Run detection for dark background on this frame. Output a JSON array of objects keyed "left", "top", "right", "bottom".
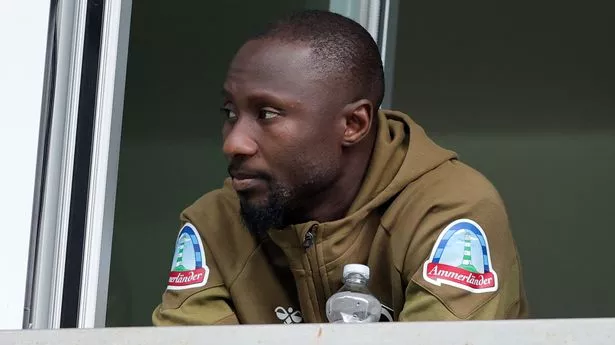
[{"left": 107, "top": 0, "right": 615, "bottom": 326}]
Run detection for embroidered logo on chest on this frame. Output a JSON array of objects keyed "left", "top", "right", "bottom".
[{"left": 275, "top": 306, "right": 303, "bottom": 324}]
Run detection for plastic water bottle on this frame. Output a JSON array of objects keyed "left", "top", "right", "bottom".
[{"left": 325, "top": 264, "right": 381, "bottom": 323}]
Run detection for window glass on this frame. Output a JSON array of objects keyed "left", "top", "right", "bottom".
[{"left": 389, "top": 1, "right": 615, "bottom": 318}]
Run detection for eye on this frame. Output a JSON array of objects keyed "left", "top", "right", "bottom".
[
  {"left": 220, "top": 107, "right": 237, "bottom": 121},
  {"left": 259, "top": 108, "right": 281, "bottom": 120}
]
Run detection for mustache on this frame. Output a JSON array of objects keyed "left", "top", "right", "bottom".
[{"left": 227, "top": 162, "right": 270, "bottom": 180}]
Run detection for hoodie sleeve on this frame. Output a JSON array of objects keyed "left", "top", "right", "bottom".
[
  {"left": 152, "top": 221, "right": 239, "bottom": 326},
  {"left": 397, "top": 166, "right": 528, "bottom": 321}
]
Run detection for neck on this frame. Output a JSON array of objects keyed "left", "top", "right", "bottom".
[{"left": 286, "top": 131, "right": 376, "bottom": 224}]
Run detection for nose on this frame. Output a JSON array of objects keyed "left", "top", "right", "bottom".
[{"left": 222, "top": 121, "right": 258, "bottom": 159}]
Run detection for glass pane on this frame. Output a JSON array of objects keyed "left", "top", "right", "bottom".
[
  {"left": 389, "top": 1, "right": 615, "bottom": 318},
  {"left": 106, "top": 0, "right": 332, "bottom": 327}
]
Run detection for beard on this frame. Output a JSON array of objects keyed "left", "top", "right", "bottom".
[
  {"left": 233, "top": 156, "right": 340, "bottom": 237},
  {"left": 238, "top": 181, "right": 293, "bottom": 238}
]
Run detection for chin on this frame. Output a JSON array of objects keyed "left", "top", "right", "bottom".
[{"left": 238, "top": 192, "right": 270, "bottom": 208}]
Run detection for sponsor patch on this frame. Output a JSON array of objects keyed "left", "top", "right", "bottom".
[
  {"left": 167, "top": 223, "right": 209, "bottom": 290},
  {"left": 422, "top": 219, "right": 498, "bottom": 293}
]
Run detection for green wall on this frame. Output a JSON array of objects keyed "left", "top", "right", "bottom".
[
  {"left": 107, "top": 0, "right": 615, "bottom": 326},
  {"left": 391, "top": 1, "right": 615, "bottom": 318}
]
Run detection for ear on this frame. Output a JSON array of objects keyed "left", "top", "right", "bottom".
[{"left": 341, "top": 99, "right": 374, "bottom": 147}]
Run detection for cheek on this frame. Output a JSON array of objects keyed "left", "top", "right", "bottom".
[
  {"left": 286, "top": 133, "right": 342, "bottom": 180},
  {"left": 289, "top": 124, "right": 340, "bottom": 155},
  {"left": 266, "top": 119, "right": 343, "bottom": 182}
]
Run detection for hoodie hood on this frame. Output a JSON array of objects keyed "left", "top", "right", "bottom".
[
  {"left": 267, "top": 109, "right": 457, "bottom": 248},
  {"left": 347, "top": 109, "right": 457, "bottom": 216}
]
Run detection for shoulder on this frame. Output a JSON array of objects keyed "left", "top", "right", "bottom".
[
  {"left": 178, "top": 179, "right": 258, "bottom": 284},
  {"left": 157, "top": 179, "right": 257, "bottom": 316},
  {"left": 384, "top": 159, "right": 523, "bottom": 319},
  {"left": 384, "top": 159, "right": 507, "bottom": 236},
  {"left": 418, "top": 159, "right": 502, "bottom": 201},
  {"left": 182, "top": 179, "right": 241, "bottom": 227}
]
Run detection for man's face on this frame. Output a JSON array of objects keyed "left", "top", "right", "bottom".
[{"left": 221, "top": 39, "right": 345, "bottom": 234}]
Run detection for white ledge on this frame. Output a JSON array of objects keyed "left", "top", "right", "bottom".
[{"left": 2, "top": 318, "right": 615, "bottom": 345}]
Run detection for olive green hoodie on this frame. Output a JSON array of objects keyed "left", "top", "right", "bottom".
[{"left": 153, "top": 110, "right": 527, "bottom": 325}]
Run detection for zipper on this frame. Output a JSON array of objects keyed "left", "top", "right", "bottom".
[{"left": 302, "top": 224, "right": 327, "bottom": 322}]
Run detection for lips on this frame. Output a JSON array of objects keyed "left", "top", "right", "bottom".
[
  {"left": 228, "top": 168, "right": 267, "bottom": 192},
  {"left": 231, "top": 177, "right": 262, "bottom": 192}
]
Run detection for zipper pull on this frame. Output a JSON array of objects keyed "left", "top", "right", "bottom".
[{"left": 302, "top": 225, "right": 317, "bottom": 249}]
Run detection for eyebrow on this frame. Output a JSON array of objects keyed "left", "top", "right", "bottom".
[{"left": 222, "top": 85, "right": 304, "bottom": 110}]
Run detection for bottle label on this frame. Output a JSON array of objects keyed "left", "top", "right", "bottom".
[{"left": 379, "top": 304, "right": 394, "bottom": 322}]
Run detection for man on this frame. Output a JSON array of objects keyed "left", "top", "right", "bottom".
[{"left": 153, "top": 10, "right": 527, "bottom": 325}]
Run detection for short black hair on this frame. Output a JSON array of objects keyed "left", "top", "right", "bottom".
[{"left": 253, "top": 10, "right": 385, "bottom": 110}]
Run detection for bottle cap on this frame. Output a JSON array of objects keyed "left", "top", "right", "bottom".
[{"left": 343, "top": 264, "right": 370, "bottom": 280}]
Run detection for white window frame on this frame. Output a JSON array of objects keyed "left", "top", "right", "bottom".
[
  {"left": 77, "top": 0, "right": 132, "bottom": 328},
  {"left": 33, "top": 0, "right": 390, "bottom": 328},
  {"left": 28, "top": 0, "right": 88, "bottom": 329},
  {"left": 0, "top": 0, "right": 52, "bottom": 331},
  {"left": 26, "top": 0, "right": 132, "bottom": 329}
]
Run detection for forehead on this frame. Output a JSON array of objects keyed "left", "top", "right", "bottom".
[{"left": 224, "top": 39, "right": 326, "bottom": 100}]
